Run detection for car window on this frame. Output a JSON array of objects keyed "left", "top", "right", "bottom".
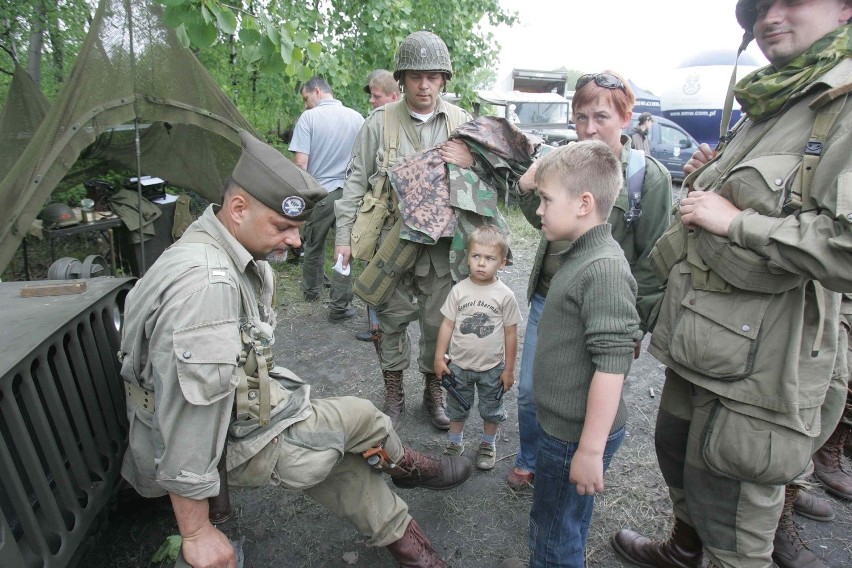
[{"left": 660, "top": 124, "right": 690, "bottom": 148}]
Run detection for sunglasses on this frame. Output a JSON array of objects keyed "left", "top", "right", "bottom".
[{"left": 575, "top": 73, "right": 626, "bottom": 92}]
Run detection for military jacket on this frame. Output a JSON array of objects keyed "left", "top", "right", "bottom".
[
  {"left": 519, "top": 135, "right": 672, "bottom": 331},
  {"left": 119, "top": 205, "right": 312, "bottom": 499},
  {"left": 649, "top": 59, "right": 852, "bottom": 436},
  {"left": 336, "top": 98, "right": 472, "bottom": 276}
]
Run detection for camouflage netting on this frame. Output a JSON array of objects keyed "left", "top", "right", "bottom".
[
  {"left": 0, "top": 65, "right": 50, "bottom": 184},
  {"left": 0, "top": 0, "right": 258, "bottom": 273}
]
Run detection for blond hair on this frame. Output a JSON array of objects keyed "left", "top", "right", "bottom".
[
  {"left": 535, "top": 140, "right": 622, "bottom": 220},
  {"left": 468, "top": 224, "right": 509, "bottom": 258}
]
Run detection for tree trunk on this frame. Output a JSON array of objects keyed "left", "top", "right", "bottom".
[
  {"left": 26, "top": 0, "right": 46, "bottom": 85},
  {"left": 45, "top": 0, "right": 64, "bottom": 84}
]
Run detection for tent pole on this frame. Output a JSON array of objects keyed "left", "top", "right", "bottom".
[{"left": 127, "top": 0, "right": 145, "bottom": 275}]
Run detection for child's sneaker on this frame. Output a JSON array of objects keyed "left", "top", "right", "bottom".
[
  {"left": 476, "top": 442, "right": 496, "bottom": 470},
  {"left": 444, "top": 442, "right": 465, "bottom": 456}
]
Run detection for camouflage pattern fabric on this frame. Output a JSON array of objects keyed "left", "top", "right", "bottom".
[
  {"left": 734, "top": 24, "right": 850, "bottom": 121},
  {"left": 389, "top": 116, "right": 538, "bottom": 281}
]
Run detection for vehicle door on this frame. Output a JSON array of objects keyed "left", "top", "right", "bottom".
[{"left": 652, "top": 122, "right": 697, "bottom": 180}]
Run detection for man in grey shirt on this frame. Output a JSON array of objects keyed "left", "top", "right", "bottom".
[{"left": 290, "top": 76, "right": 364, "bottom": 321}]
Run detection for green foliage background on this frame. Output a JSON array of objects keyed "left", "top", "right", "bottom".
[{"left": 0, "top": 0, "right": 517, "bottom": 142}]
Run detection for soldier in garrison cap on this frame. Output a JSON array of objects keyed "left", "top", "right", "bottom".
[
  {"left": 118, "top": 130, "right": 472, "bottom": 568},
  {"left": 336, "top": 31, "right": 480, "bottom": 432},
  {"left": 610, "top": 2, "right": 852, "bottom": 568}
]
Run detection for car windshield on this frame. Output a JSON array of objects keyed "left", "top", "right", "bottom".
[{"left": 513, "top": 102, "right": 569, "bottom": 125}]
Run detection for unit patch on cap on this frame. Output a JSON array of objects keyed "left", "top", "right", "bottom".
[{"left": 282, "top": 196, "right": 306, "bottom": 217}]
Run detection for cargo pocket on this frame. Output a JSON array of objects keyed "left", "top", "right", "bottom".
[
  {"left": 668, "top": 288, "right": 770, "bottom": 380},
  {"left": 724, "top": 153, "right": 800, "bottom": 217},
  {"left": 701, "top": 401, "right": 814, "bottom": 485},
  {"left": 174, "top": 320, "right": 240, "bottom": 405}
]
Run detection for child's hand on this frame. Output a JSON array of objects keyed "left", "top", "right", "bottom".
[
  {"left": 569, "top": 447, "right": 604, "bottom": 496},
  {"left": 434, "top": 359, "right": 451, "bottom": 378},
  {"left": 499, "top": 369, "right": 514, "bottom": 392}
]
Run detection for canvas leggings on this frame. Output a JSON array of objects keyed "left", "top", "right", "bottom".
[{"left": 229, "top": 396, "right": 410, "bottom": 547}]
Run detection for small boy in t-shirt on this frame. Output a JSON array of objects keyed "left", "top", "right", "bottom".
[
  {"left": 518, "top": 140, "right": 641, "bottom": 567},
  {"left": 434, "top": 225, "right": 521, "bottom": 471}
]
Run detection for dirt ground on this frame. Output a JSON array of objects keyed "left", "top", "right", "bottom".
[{"left": 77, "top": 211, "right": 852, "bottom": 568}]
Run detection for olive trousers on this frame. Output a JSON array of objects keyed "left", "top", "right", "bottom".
[{"left": 230, "top": 396, "right": 410, "bottom": 546}]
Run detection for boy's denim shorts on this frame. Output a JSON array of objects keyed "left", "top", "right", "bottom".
[{"left": 445, "top": 362, "right": 507, "bottom": 423}]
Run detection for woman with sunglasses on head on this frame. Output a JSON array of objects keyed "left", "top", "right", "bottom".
[{"left": 502, "top": 70, "right": 672, "bottom": 568}]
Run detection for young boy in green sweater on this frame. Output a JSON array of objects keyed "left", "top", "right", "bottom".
[{"left": 506, "top": 140, "right": 641, "bottom": 568}]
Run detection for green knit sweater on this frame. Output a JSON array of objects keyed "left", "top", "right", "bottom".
[{"left": 533, "top": 223, "right": 641, "bottom": 443}]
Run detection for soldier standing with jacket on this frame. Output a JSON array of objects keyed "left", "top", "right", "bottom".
[
  {"left": 335, "top": 31, "right": 476, "bottom": 430},
  {"left": 612, "top": 2, "right": 852, "bottom": 568},
  {"left": 119, "top": 131, "right": 471, "bottom": 568}
]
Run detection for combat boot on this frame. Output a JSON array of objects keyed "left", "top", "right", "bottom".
[
  {"left": 423, "top": 373, "right": 450, "bottom": 430},
  {"left": 386, "top": 519, "right": 447, "bottom": 567},
  {"left": 812, "top": 422, "right": 852, "bottom": 500},
  {"left": 793, "top": 488, "right": 835, "bottom": 521},
  {"left": 390, "top": 446, "right": 471, "bottom": 490},
  {"left": 611, "top": 517, "right": 703, "bottom": 568},
  {"left": 772, "top": 485, "right": 826, "bottom": 568},
  {"left": 382, "top": 370, "right": 405, "bottom": 429}
]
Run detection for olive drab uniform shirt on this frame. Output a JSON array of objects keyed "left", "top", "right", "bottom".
[
  {"left": 119, "top": 205, "right": 312, "bottom": 499},
  {"left": 335, "top": 98, "right": 472, "bottom": 276},
  {"left": 649, "top": 59, "right": 852, "bottom": 438}
]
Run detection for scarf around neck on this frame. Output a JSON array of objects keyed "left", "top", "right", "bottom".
[{"left": 734, "top": 24, "right": 851, "bottom": 121}]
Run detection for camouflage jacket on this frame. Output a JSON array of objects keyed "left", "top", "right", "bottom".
[{"left": 389, "top": 116, "right": 539, "bottom": 280}]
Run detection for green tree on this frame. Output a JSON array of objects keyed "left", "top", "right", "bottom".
[
  {"left": 158, "top": 0, "right": 517, "bottom": 133},
  {"left": 0, "top": 0, "right": 93, "bottom": 100}
]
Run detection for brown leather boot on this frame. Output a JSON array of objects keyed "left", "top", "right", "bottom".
[
  {"left": 812, "top": 422, "right": 852, "bottom": 500},
  {"left": 793, "top": 488, "right": 835, "bottom": 521},
  {"left": 382, "top": 370, "right": 405, "bottom": 429},
  {"left": 611, "top": 517, "right": 703, "bottom": 568},
  {"left": 386, "top": 519, "right": 446, "bottom": 567},
  {"left": 390, "top": 446, "right": 471, "bottom": 490},
  {"left": 423, "top": 373, "right": 450, "bottom": 430},
  {"left": 772, "top": 485, "right": 827, "bottom": 568}
]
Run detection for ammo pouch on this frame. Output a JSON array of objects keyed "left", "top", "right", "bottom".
[
  {"left": 350, "top": 187, "right": 393, "bottom": 261},
  {"left": 700, "top": 400, "right": 814, "bottom": 485},
  {"left": 353, "top": 218, "right": 419, "bottom": 306}
]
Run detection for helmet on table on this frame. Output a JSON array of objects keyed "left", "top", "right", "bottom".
[{"left": 39, "top": 203, "right": 78, "bottom": 229}]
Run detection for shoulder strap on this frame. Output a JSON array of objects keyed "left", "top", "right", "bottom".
[
  {"left": 784, "top": 87, "right": 848, "bottom": 214},
  {"left": 624, "top": 148, "right": 646, "bottom": 225},
  {"left": 443, "top": 103, "right": 466, "bottom": 136}
]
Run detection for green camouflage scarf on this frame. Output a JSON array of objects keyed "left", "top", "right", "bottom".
[{"left": 734, "top": 24, "right": 851, "bottom": 121}]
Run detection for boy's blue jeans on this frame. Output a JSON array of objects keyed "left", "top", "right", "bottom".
[
  {"left": 515, "top": 292, "right": 545, "bottom": 472},
  {"left": 528, "top": 424, "right": 625, "bottom": 568}
]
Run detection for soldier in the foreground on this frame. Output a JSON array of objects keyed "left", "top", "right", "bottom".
[
  {"left": 612, "top": 1, "right": 852, "bottom": 567},
  {"left": 118, "top": 131, "right": 471, "bottom": 568}
]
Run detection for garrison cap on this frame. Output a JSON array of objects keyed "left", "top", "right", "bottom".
[{"left": 232, "top": 130, "right": 325, "bottom": 221}]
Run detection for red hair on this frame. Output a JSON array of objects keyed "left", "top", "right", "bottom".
[{"left": 571, "top": 70, "right": 636, "bottom": 120}]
